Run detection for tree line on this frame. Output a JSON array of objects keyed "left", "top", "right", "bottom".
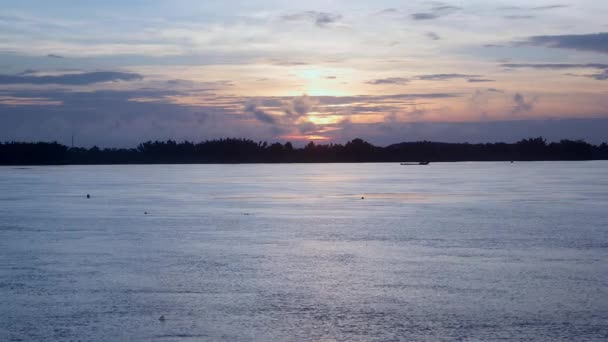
[{"left": 1, "top": 137, "right": 607, "bottom": 165}]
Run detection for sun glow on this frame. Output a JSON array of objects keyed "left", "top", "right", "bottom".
[{"left": 306, "top": 114, "right": 343, "bottom": 125}]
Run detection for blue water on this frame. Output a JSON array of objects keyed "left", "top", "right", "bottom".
[{"left": 1, "top": 162, "right": 607, "bottom": 341}]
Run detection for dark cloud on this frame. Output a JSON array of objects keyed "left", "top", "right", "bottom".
[
  {"left": 416, "top": 74, "right": 480, "bottom": 81},
  {"left": 518, "top": 33, "right": 608, "bottom": 54},
  {"left": 284, "top": 95, "right": 315, "bottom": 119},
  {"left": 584, "top": 70, "right": 608, "bottom": 80},
  {"left": 0, "top": 71, "right": 143, "bottom": 85},
  {"left": 412, "top": 13, "right": 440, "bottom": 20},
  {"left": 0, "top": 89, "right": 464, "bottom": 147},
  {"left": 468, "top": 78, "right": 495, "bottom": 83},
  {"left": 501, "top": 63, "right": 608, "bottom": 69},
  {"left": 4, "top": 87, "right": 607, "bottom": 146},
  {"left": 512, "top": 93, "right": 536, "bottom": 114},
  {"left": 411, "top": 4, "right": 460, "bottom": 20},
  {"left": 297, "top": 121, "right": 318, "bottom": 134},
  {"left": 245, "top": 103, "right": 277, "bottom": 124},
  {"left": 281, "top": 11, "right": 342, "bottom": 28},
  {"left": 0, "top": 89, "right": 242, "bottom": 147},
  {"left": 17, "top": 69, "right": 38, "bottom": 75},
  {"left": 426, "top": 32, "right": 441, "bottom": 40},
  {"left": 366, "top": 77, "right": 410, "bottom": 85}
]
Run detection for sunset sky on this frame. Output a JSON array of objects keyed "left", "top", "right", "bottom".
[{"left": 1, "top": 0, "right": 607, "bottom": 146}]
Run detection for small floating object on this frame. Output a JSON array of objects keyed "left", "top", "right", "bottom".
[
  {"left": 400, "top": 161, "right": 430, "bottom": 166},
  {"left": 361, "top": 196, "right": 365, "bottom": 200},
  {"left": 159, "top": 315, "right": 166, "bottom": 321},
  {"left": 86, "top": 194, "right": 90, "bottom": 199},
  {"left": 144, "top": 212, "right": 148, "bottom": 215}
]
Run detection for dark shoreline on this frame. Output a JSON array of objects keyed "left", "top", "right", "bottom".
[{"left": 2, "top": 137, "right": 607, "bottom": 165}]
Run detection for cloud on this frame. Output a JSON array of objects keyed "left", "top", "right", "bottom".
[
  {"left": 501, "top": 63, "right": 608, "bottom": 69},
  {"left": 47, "top": 54, "right": 64, "bottom": 59},
  {"left": 416, "top": 74, "right": 480, "bottom": 81},
  {"left": 584, "top": 70, "right": 608, "bottom": 80},
  {"left": 483, "top": 44, "right": 505, "bottom": 48},
  {"left": 531, "top": 5, "right": 569, "bottom": 10},
  {"left": 468, "top": 78, "right": 495, "bottom": 83},
  {"left": 0, "top": 89, "right": 463, "bottom": 147},
  {"left": 245, "top": 102, "right": 277, "bottom": 124},
  {"left": 426, "top": 32, "right": 441, "bottom": 41},
  {"left": 0, "top": 71, "right": 143, "bottom": 85},
  {"left": 0, "top": 89, "right": 237, "bottom": 147},
  {"left": 297, "top": 121, "right": 318, "bottom": 134},
  {"left": 504, "top": 15, "right": 535, "bottom": 20},
  {"left": 412, "top": 13, "right": 440, "bottom": 20},
  {"left": 518, "top": 33, "right": 608, "bottom": 54},
  {"left": 0, "top": 95, "right": 63, "bottom": 106},
  {"left": 281, "top": 11, "right": 342, "bottom": 28},
  {"left": 411, "top": 4, "right": 460, "bottom": 20},
  {"left": 377, "top": 8, "right": 399, "bottom": 15},
  {"left": 366, "top": 77, "right": 409, "bottom": 85},
  {"left": 512, "top": 93, "right": 536, "bottom": 114},
  {"left": 501, "top": 4, "right": 568, "bottom": 11},
  {"left": 284, "top": 95, "right": 315, "bottom": 118}
]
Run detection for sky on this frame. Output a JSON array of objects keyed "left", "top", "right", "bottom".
[{"left": 1, "top": 0, "right": 607, "bottom": 146}]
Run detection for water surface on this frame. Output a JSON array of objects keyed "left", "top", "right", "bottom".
[{"left": 1, "top": 162, "right": 607, "bottom": 341}]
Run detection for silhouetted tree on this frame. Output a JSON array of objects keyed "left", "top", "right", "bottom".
[{"left": 1, "top": 137, "right": 607, "bottom": 165}]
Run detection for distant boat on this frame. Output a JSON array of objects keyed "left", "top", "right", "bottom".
[{"left": 401, "top": 161, "right": 430, "bottom": 165}]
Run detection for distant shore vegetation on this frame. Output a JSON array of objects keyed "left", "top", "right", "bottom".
[{"left": 1, "top": 137, "right": 607, "bottom": 165}]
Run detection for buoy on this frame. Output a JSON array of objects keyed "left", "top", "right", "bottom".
[
  {"left": 86, "top": 194, "right": 90, "bottom": 199},
  {"left": 144, "top": 212, "right": 148, "bottom": 215},
  {"left": 159, "top": 315, "right": 166, "bottom": 321},
  {"left": 361, "top": 196, "right": 365, "bottom": 200}
]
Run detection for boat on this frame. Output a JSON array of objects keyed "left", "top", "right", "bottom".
[{"left": 401, "top": 161, "right": 430, "bottom": 165}]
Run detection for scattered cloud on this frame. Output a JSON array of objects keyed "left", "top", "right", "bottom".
[
  {"left": 245, "top": 102, "right": 277, "bottom": 124},
  {"left": 284, "top": 95, "right": 315, "bottom": 118},
  {"left": 517, "top": 33, "right": 608, "bottom": 54},
  {"left": 0, "top": 71, "right": 143, "bottom": 85},
  {"left": 281, "top": 11, "right": 343, "bottom": 28},
  {"left": 411, "top": 4, "right": 460, "bottom": 20},
  {"left": 501, "top": 63, "right": 608, "bottom": 69},
  {"left": 532, "top": 5, "right": 569, "bottom": 10},
  {"left": 584, "top": 70, "right": 608, "bottom": 80},
  {"left": 499, "top": 4, "right": 568, "bottom": 11},
  {"left": 468, "top": 78, "right": 495, "bottom": 83},
  {"left": 377, "top": 8, "right": 399, "bottom": 15},
  {"left": 512, "top": 93, "right": 536, "bottom": 114},
  {"left": 416, "top": 74, "right": 480, "bottom": 81},
  {"left": 426, "top": 32, "right": 441, "bottom": 41},
  {"left": 412, "top": 13, "right": 440, "bottom": 20},
  {"left": 366, "top": 77, "right": 409, "bottom": 85},
  {"left": 504, "top": 15, "right": 535, "bottom": 20}
]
